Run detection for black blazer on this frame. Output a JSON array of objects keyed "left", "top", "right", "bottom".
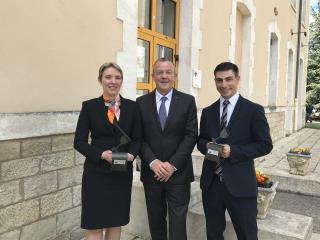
[
  {"left": 74, "top": 95, "right": 142, "bottom": 173},
  {"left": 137, "top": 89, "right": 198, "bottom": 184},
  {"left": 197, "top": 95, "right": 273, "bottom": 197}
]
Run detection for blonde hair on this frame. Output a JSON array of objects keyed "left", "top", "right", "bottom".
[{"left": 98, "top": 62, "right": 123, "bottom": 81}]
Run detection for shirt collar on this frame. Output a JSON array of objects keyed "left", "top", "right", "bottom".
[
  {"left": 156, "top": 89, "right": 173, "bottom": 102},
  {"left": 219, "top": 92, "right": 239, "bottom": 107}
]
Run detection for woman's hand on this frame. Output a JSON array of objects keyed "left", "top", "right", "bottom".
[
  {"left": 127, "top": 153, "right": 134, "bottom": 162},
  {"left": 101, "top": 150, "right": 112, "bottom": 164}
]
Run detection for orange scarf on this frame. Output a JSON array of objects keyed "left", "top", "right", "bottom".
[{"left": 103, "top": 94, "right": 121, "bottom": 124}]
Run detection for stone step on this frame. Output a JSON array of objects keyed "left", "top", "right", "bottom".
[
  {"left": 272, "top": 191, "right": 320, "bottom": 233},
  {"left": 310, "top": 233, "right": 320, "bottom": 240},
  {"left": 188, "top": 201, "right": 313, "bottom": 240}
]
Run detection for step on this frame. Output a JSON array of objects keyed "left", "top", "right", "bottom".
[
  {"left": 310, "top": 233, "right": 320, "bottom": 240},
  {"left": 123, "top": 170, "right": 201, "bottom": 239},
  {"left": 272, "top": 191, "right": 320, "bottom": 233},
  {"left": 187, "top": 201, "right": 313, "bottom": 240}
]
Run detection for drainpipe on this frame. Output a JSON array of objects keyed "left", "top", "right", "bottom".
[{"left": 294, "top": 0, "right": 303, "bottom": 98}]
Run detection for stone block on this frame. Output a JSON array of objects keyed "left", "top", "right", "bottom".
[
  {"left": 20, "top": 217, "right": 56, "bottom": 240},
  {"left": 0, "top": 140, "right": 20, "bottom": 162},
  {"left": 0, "top": 199, "right": 39, "bottom": 234},
  {"left": 0, "top": 229, "right": 20, "bottom": 240},
  {"left": 40, "top": 188, "right": 73, "bottom": 217},
  {"left": 23, "top": 172, "right": 58, "bottom": 199},
  {"left": 58, "top": 165, "right": 83, "bottom": 189},
  {"left": 1, "top": 157, "right": 39, "bottom": 181},
  {"left": 22, "top": 137, "right": 51, "bottom": 157},
  {"left": 72, "top": 185, "right": 81, "bottom": 206},
  {"left": 40, "top": 150, "right": 74, "bottom": 172},
  {"left": 187, "top": 202, "right": 313, "bottom": 240},
  {"left": 57, "top": 206, "right": 81, "bottom": 234},
  {"left": 0, "top": 180, "right": 22, "bottom": 207},
  {"left": 75, "top": 151, "right": 85, "bottom": 165},
  {"left": 54, "top": 232, "right": 71, "bottom": 240},
  {"left": 70, "top": 227, "right": 85, "bottom": 240},
  {"left": 52, "top": 134, "right": 74, "bottom": 152}
]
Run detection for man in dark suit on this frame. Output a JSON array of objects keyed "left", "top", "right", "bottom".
[
  {"left": 137, "top": 58, "right": 198, "bottom": 240},
  {"left": 197, "top": 62, "right": 273, "bottom": 240}
]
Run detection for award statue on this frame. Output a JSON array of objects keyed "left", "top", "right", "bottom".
[
  {"left": 205, "top": 127, "right": 229, "bottom": 163},
  {"left": 105, "top": 100, "right": 131, "bottom": 172}
]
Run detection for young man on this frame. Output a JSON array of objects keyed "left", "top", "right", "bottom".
[
  {"left": 197, "top": 62, "right": 273, "bottom": 240},
  {"left": 137, "top": 58, "right": 198, "bottom": 240}
]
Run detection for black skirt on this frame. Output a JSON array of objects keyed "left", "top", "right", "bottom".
[{"left": 81, "top": 167, "right": 133, "bottom": 229}]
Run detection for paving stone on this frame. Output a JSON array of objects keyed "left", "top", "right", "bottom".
[
  {"left": 0, "top": 140, "right": 20, "bottom": 162},
  {"left": 70, "top": 227, "right": 85, "bottom": 240},
  {"left": 23, "top": 171, "right": 58, "bottom": 199},
  {"left": 20, "top": 217, "right": 56, "bottom": 240},
  {"left": 22, "top": 137, "right": 51, "bottom": 157}
]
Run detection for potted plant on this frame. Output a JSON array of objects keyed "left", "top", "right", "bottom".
[
  {"left": 286, "top": 147, "right": 311, "bottom": 176},
  {"left": 256, "top": 170, "right": 279, "bottom": 219}
]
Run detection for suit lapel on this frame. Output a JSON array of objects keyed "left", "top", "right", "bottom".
[
  {"left": 164, "top": 89, "right": 179, "bottom": 131},
  {"left": 211, "top": 100, "right": 221, "bottom": 139},
  {"left": 149, "top": 91, "right": 163, "bottom": 132},
  {"left": 227, "top": 95, "right": 243, "bottom": 131}
]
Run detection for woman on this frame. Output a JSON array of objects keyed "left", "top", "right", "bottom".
[{"left": 74, "top": 62, "right": 142, "bottom": 240}]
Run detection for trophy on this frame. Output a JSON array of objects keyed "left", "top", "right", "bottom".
[
  {"left": 111, "top": 124, "right": 131, "bottom": 171},
  {"left": 205, "top": 127, "right": 229, "bottom": 163},
  {"left": 105, "top": 100, "right": 132, "bottom": 171}
]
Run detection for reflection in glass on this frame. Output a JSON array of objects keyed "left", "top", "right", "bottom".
[
  {"left": 138, "top": 0, "right": 151, "bottom": 29},
  {"left": 156, "top": 45, "right": 173, "bottom": 61},
  {"left": 156, "top": 0, "right": 176, "bottom": 38},
  {"left": 137, "top": 39, "right": 150, "bottom": 83},
  {"left": 136, "top": 89, "right": 149, "bottom": 98}
]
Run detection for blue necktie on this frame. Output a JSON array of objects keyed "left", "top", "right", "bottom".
[{"left": 159, "top": 96, "right": 168, "bottom": 130}]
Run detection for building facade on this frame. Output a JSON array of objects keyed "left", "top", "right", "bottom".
[{"left": 0, "top": 0, "right": 310, "bottom": 239}]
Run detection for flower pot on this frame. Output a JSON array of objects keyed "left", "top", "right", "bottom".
[
  {"left": 257, "top": 181, "right": 279, "bottom": 219},
  {"left": 286, "top": 153, "right": 311, "bottom": 176}
]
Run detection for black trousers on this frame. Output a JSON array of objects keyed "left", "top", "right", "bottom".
[
  {"left": 202, "top": 177, "right": 258, "bottom": 240},
  {"left": 143, "top": 182, "right": 190, "bottom": 240}
]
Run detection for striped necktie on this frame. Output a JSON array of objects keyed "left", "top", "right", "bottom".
[
  {"left": 220, "top": 100, "right": 230, "bottom": 129},
  {"left": 215, "top": 99, "right": 230, "bottom": 181}
]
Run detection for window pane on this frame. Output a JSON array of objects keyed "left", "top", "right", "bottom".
[
  {"left": 138, "top": 0, "right": 151, "bottom": 29},
  {"left": 156, "top": 44, "right": 173, "bottom": 61},
  {"left": 156, "top": 0, "right": 176, "bottom": 38},
  {"left": 137, "top": 39, "right": 150, "bottom": 83},
  {"left": 136, "top": 89, "right": 149, "bottom": 98}
]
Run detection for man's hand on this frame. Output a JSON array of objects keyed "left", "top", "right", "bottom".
[
  {"left": 151, "top": 159, "right": 172, "bottom": 182},
  {"left": 158, "top": 162, "right": 175, "bottom": 182},
  {"left": 221, "top": 144, "right": 230, "bottom": 158},
  {"left": 101, "top": 150, "right": 112, "bottom": 164}
]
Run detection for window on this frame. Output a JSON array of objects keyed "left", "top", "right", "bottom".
[{"left": 137, "top": 0, "right": 179, "bottom": 96}]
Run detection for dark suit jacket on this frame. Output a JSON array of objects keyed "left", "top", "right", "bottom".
[
  {"left": 137, "top": 89, "right": 198, "bottom": 185},
  {"left": 197, "top": 95, "right": 273, "bottom": 197},
  {"left": 74, "top": 95, "right": 142, "bottom": 173}
]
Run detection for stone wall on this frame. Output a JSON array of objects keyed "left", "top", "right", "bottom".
[
  {"left": 0, "top": 134, "right": 84, "bottom": 240},
  {"left": 266, "top": 111, "right": 286, "bottom": 142}
]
